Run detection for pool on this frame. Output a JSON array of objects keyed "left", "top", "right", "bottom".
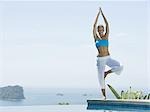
[{"left": 87, "top": 99, "right": 150, "bottom": 111}]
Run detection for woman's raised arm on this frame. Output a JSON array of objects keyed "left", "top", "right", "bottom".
[
  {"left": 93, "top": 10, "right": 100, "bottom": 41},
  {"left": 100, "top": 8, "right": 109, "bottom": 38}
]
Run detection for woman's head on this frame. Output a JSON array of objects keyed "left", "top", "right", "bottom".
[{"left": 97, "top": 25, "right": 104, "bottom": 34}]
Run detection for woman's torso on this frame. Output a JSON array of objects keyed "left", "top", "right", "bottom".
[{"left": 96, "top": 36, "right": 110, "bottom": 57}]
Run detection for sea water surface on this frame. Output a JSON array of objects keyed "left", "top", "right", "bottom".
[{"left": 0, "top": 88, "right": 107, "bottom": 106}]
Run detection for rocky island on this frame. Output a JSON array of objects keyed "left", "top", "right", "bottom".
[{"left": 0, "top": 85, "right": 25, "bottom": 100}]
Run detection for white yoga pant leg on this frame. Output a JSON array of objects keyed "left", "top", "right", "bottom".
[
  {"left": 97, "top": 57, "right": 107, "bottom": 89},
  {"left": 106, "top": 57, "right": 123, "bottom": 75}
]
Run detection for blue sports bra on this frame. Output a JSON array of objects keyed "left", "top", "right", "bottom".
[{"left": 95, "top": 39, "right": 109, "bottom": 48}]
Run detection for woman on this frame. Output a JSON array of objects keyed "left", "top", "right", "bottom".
[{"left": 93, "top": 8, "right": 123, "bottom": 99}]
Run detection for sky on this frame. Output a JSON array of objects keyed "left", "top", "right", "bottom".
[{"left": 0, "top": 0, "right": 149, "bottom": 89}]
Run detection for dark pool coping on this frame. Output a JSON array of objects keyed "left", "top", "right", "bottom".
[{"left": 87, "top": 99, "right": 150, "bottom": 111}]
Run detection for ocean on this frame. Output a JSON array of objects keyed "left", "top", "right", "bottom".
[{"left": 0, "top": 88, "right": 109, "bottom": 106}]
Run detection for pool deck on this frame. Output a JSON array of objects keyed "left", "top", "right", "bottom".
[{"left": 87, "top": 99, "right": 150, "bottom": 111}]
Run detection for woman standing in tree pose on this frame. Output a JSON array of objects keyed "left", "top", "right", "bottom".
[{"left": 93, "top": 8, "right": 123, "bottom": 99}]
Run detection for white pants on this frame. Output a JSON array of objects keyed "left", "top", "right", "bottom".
[{"left": 97, "top": 55, "right": 123, "bottom": 89}]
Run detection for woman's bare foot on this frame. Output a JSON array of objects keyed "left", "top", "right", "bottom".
[
  {"left": 104, "top": 70, "right": 112, "bottom": 79},
  {"left": 104, "top": 72, "right": 108, "bottom": 78}
]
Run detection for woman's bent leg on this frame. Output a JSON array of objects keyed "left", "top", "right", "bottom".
[{"left": 106, "top": 57, "right": 123, "bottom": 75}]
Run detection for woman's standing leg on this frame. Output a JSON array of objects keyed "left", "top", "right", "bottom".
[{"left": 97, "top": 58, "right": 107, "bottom": 99}]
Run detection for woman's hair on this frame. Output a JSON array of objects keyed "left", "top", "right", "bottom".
[{"left": 97, "top": 25, "right": 104, "bottom": 29}]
